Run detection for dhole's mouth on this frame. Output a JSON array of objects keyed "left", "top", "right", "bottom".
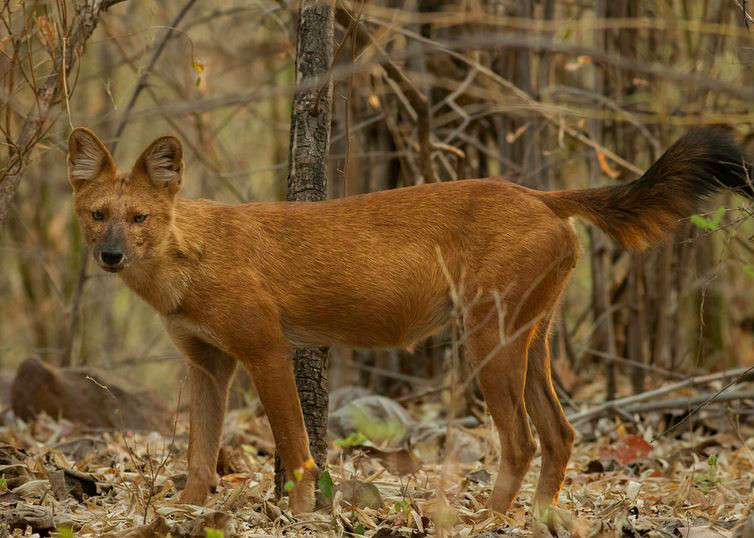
[{"left": 98, "top": 263, "right": 125, "bottom": 273}]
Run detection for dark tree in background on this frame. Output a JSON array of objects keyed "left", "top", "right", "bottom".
[{"left": 274, "top": 0, "right": 335, "bottom": 497}]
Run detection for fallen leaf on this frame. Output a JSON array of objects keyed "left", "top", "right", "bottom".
[
  {"left": 596, "top": 149, "right": 621, "bottom": 178},
  {"left": 600, "top": 435, "right": 653, "bottom": 464}
]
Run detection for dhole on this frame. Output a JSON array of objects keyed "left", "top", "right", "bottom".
[{"left": 68, "top": 127, "right": 750, "bottom": 517}]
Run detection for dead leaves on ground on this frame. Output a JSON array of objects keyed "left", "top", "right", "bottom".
[{"left": 0, "top": 402, "right": 753, "bottom": 537}]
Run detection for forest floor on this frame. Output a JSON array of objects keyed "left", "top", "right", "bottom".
[{"left": 1, "top": 389, "right": 753, "bottom": 538}]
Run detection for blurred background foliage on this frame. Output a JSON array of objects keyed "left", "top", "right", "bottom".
[{"left": 1, "top": 0, "right": 753, "bottom": 407}]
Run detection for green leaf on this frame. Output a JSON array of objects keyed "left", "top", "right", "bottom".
[
  {"left": 691, "top": 206, "right": 726, "bottom": 230},
  {"left": 56, "top": 528, "right": 75, "bottom": 538},
  {"left": 709, "top": 206, "right": 726, "bottom": 227},
  {"left": 334, "top": 431, "right": 368, "bottom": 448},
  {"left": 205, "top": 529, "right": 224, "bottom": 538},
  {"left": 319, "top": 470, "right": 334, "bottom": 501},
  {"left": 743, "top": 265, "right": 754, "bottom": 279},
  {"left": 690, "top": 214, "right": 714, "bottom": 230},
  {"left": 284, "top": 480, "right": 295, "bottom": 492},
  {"left": 694, "top": 476, "right": 711, "bottom": 493},
  {"left": 707, "top": 454, "right": 718, "bottom": 467},
  {"left": 354, "top": 522, "right": 365, "bottom": 535}
]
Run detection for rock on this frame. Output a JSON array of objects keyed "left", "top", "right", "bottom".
[
  {"left": 10, "top": 356, "right": 171, "bottom": 432},
  {"left": 328, "top": 395, "right": 413, "bottom": 448},
  {"left": 329, "top": 385, "right": 373, "bottom": 412},
  {"left": 409, "top": 423, "right": 485, "bottom": 464},
  {"left": 334, "top": 479, "right": 383, "bottom": 509}
]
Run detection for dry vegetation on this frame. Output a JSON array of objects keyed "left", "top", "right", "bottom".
[
  {"left": 2, "top": 0, "right": 754, "bottom": 536},
  {"left": 1, "top": 387, "right": 753, "bottom": 537}
]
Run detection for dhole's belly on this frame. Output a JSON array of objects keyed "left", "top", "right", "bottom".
[{"left": 280, "top": 295, "right": 452, "bottom": 351}]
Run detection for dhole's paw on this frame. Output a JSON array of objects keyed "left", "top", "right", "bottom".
[
  {"left": 534, "top": 504, "right": 573, "bottom": 534},
  {"left": 179, "top": 479, "right": 213, "bottom": 506},
  {"left": 287, "top": 477, "right": 316, "bottom": 515},
  {"left": 486, "top": 488, "right": 515, "bottom": 515},
  {"left": 179, "top": 490, "right": 208, "bottom": 506}
]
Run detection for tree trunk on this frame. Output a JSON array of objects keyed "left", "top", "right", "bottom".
[{"left": 274, "top": 0, "right": 334, "bottom": 499}]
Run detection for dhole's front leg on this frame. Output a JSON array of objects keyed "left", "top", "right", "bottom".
[
  {"left": 171, "top": 334, "right": 237, "bottom": 505},
  {"left": 239, "top": 345, "right": 316, "bottom": 514}
]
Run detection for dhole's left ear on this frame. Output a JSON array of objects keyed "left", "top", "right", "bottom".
[{"left": 133, "top": 136, "right": 183, "bottom": 195}]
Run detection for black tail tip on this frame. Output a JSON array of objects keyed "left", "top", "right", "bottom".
[{"left": 681, "top": 127, "right": 754, "bottom": 199}]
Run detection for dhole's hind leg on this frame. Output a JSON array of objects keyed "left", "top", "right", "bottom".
[
  {"left": 524, "top": 317, "right": 575, "bottom": 517},
  {"left": 465, "top": 307, "right": 537, "bottom": 513}
]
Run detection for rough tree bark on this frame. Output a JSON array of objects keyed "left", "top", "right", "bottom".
[
  {"left": 274, "top": 0, "right": 335, "bottom": 498},
  {"left": 0, "top": 0, "right": 127, "bottom": 234}
]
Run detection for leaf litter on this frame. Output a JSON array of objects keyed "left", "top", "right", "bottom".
[{"left": 0, "top": 395, "right": 753, "bottom": 537}]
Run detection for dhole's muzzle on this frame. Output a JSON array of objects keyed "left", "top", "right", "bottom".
[{"left": 95, "top": 223, "right": 127, "bottom": 272}]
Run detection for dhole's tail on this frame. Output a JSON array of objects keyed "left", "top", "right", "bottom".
[{"left": 538, "top": 127, "right": 752, "bottom": 250}]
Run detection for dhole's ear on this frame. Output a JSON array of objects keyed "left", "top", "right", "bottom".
[
  {"left": 133, "top": 136, "right": 183, "bottom": 194},
  {"left": 68, "top": 128, "right": 115, "bottom": 190}
]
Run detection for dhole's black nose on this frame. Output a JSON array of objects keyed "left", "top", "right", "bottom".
[{"left": 100, "top": 250, "right": 123, "bottom": 266}]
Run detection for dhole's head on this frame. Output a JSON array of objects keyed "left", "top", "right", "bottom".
[{"left": 68, "top": 128, "right": 183, "bottom": 273}]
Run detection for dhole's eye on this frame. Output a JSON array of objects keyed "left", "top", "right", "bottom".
[
  {"left": 132, "top": 214, "right": 147, "bottom": 224},
  {"left": 91, "top": 210, "right": 104, "bottom": 221}
]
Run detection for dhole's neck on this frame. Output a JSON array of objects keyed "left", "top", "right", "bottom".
[{"left": 119, "top": 219, "right": 201, "bottom": 315}]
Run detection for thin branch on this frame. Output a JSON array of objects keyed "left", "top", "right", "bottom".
[
  {"left": 337, "top": 9, "right": 438, "bottom": 182},
  {"left": 568, "top": 366, "right": 754, "bottom": 424},
  {"left": 652, "top": 365, "right": 754, "bottom": 440},
  {"left": 590, "top": 390, "right": 754, "bottom": 418},
  {"left": 0, "top": 0, "right": 128, "bottom": 233},
  {"left": 60, "top": 249, "right": 89, "bottom": 367},
  {"left": 109, "top": 0, "right": 197, "bottom": 154},
  {"left": 732, "top": 0, "right": 754, "bottom": 28}
]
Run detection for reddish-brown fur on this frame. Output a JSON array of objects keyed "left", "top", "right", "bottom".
[{"left": 67, "top": 127, "right": 749, "bottom": 518}]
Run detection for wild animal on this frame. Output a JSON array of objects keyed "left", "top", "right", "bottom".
[{"left": 67, "top": 127, "right": 750, "bottom": 517}]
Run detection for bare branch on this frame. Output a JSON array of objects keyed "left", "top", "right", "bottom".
[
  {"left": 0, "top": 0, "right": 128, "bottom": 233},
  {"left": 110, "top": 0, "right": 198, "bottom": 154}
]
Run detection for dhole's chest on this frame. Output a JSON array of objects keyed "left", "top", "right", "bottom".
[{"left": 163, "top": 313, "right": 226, "bottom": 352}]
